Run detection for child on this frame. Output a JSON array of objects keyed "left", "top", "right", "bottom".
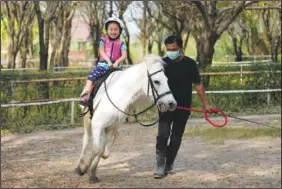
[{"left": 79, "top": 16, "right": 128, "bottom": 106}]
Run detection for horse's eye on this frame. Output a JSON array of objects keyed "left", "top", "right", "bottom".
[{"left": 154, "top": 80, "right": 160, "bottom": 85}]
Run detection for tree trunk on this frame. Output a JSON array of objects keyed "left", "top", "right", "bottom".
[
  {"left": 195, "top": 35, "right": 216, "bottom": 70},
  {"left": 116, "top": 2, "right": 132, "bottom": 64},
  {"left": 109, "top": 1, "right": 113, "bottom": 17},
  {"left": 35, "top": 9, "right": 48, "bottom": 70},
  {"left": 7, "top": 42, "right": 15, "bottom": 68},
  {"left": 142, "top": 1, "right": 147, "bottom": 56},
  {"left": 6, "top": 13, "right": 16, "bottom": 69},
  {"left": 39, "top": 24, "right": 48, "bottom": 70},
  {"left": 62, "top": 20, "right": 72, "bottom": 67},
  {"left": 94, "top": 26, "right": 101, "bottom": 58},
  {"left": 35, "top": 1, "right": 59, "bottom": 70},
  {"left": 195, "top": 34, "right": 217, "bottom": 89},
  {"left": 29, "top": 28, "right": 34, "bottom": 58},
  {"left": 272, "top": 36, "right": 280, "bottom": 62},
  {"left": 147, "top": 38, "right": 153, "bottom": 54},
  {"left": 49, "top": 22, "right": 61, "bottom": 70},
  {"left": 157, "top": 41, "right": 164, "bottom": 56},
  {"left": 50, "top": 9, "right": 63, "bottom": 70},
  {"left": 20, "top": 38, "right": 27, "bottom": 68},
  {"left": 125, "top": 37, "right": 133, "bottom": 64},
  {"left": 121, "top": 17, "right": 133, "bottom": 64},
  {"left": 232, "top": 37, "right": 243, "bottom": 62}
]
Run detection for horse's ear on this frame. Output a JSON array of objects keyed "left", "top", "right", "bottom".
[
  {"left": 143, "top": 54, "right": 164, "bottom": 68},
  {"left": 142, "top": 54, "right": 156, "bottom": 68}
]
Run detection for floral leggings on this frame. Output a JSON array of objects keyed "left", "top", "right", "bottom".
[{"left": 87, "top": 66, "right": 108, "bottom": 82}]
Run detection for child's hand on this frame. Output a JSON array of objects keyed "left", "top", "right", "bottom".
[
  {"left": 112, "top": 63, "right": 119, "bottom": 68},
  {"left": 108, "top": 61, "right": 113, "bottom": 67}
]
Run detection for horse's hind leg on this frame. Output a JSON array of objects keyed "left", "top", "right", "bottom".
[
  {"left": 75, "top": 114, "right": 92, "bottom": 176},
  {"left": 88, "top": 127, "right": 111, "bottom": 183},
  {"left": 101, "top": 143, "right": 110, "bottom": 159},
  {"left": 102, "top": 127, "right": 118, "bottom": 159}
]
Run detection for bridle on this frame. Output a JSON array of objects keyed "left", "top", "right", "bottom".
[
  {"left": 104, "top": 68, "right": 173, "bottom": 127},
  {"left": 146, "top": 69, "right": 173, "bottom": 104}
]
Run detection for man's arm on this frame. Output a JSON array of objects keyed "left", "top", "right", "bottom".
[{"left": 194, "top": 83, "right": 212, "bottom": 112}]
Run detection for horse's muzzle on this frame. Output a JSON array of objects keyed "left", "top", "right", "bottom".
[{"left": 157, "top": 101, "right": 177, "bottom": 112}]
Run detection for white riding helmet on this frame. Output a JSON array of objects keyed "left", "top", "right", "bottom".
[{"left": 104, "top": 16, "right": 124, "bottom": 30}]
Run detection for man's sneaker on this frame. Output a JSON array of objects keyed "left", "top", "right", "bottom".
[{"left": 79, "top": 93, "right": 89, "bottom": 106}]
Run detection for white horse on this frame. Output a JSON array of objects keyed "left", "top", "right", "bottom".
[{"left": 75, "top": 54, "right": 177, "bottom": 183}]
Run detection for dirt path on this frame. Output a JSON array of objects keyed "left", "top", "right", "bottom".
[{"left": 1, "top": 122, "right": 281, "bottom": 188}]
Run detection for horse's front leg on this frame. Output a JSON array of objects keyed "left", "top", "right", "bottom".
[
  {"left": 75, "top": 114, "right": 92, "bottom": 176},
  {"left": 88, "top": 155, "right": 102, "bottom": 184}
]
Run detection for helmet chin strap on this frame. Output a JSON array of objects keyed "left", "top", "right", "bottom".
[{"left": 108, "top": 36, "right": 119, "bottom": 40}]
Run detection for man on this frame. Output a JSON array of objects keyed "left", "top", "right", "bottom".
[{"left": 154, "top": 35, "right": 215, "bottom": 179}]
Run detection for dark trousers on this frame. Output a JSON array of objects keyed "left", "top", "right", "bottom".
[{"left": 156, "top": 110, "right": 190, "bottom": 166}]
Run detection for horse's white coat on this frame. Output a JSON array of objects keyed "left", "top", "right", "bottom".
[{"left": 76, "top": 54, "right": 177, "bottom": 182}]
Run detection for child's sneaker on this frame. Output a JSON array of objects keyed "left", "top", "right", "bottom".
[{"left": 79, "top": 93, "right": 89, "bottom": 106}]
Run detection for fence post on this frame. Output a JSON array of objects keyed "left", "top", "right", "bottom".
[
  {"left": 267, "top": 73, "right": 270, "bottom": 105},
  {"left": 240, "top": 64, "right": 243, "bottom": 85},
  {"left": 71, "top": 100, "right": 75, "bottom": 124},
  {"left": 11, "top": 81, "right": 15, "bottom": 119}
]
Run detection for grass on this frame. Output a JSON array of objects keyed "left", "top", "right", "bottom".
[
  {"left": 184, "top": 126, "right": 281, "bottom": 145},
  {"left": 1, "top": 129, "right": 13, "bottom": 137}
]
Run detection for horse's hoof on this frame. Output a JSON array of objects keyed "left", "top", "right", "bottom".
[
  {"left": 75, "top": 167, "right": 85, "bottom": 176},
  {"left": 89, "top": 176, "right": 100, "bottom": 184}
]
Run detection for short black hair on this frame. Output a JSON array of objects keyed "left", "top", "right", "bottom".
[{"left": 164, "top": 35, "right": 183, "bottom": 48}]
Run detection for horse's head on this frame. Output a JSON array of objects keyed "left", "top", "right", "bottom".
[{"left": 142, "top": 54, "right": 177, "bottom": 112}]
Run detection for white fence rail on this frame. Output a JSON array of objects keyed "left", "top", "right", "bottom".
[{"left": 1, "top": 89, "right": 281, "bottom": 124}]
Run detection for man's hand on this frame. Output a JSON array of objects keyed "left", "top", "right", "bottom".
[{"left": 204, "top": 104, "right": 218, "bottom": 114}]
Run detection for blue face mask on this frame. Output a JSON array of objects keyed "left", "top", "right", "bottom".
[{"left": 166, "top": 50, "right": 180, "bottom": 60}]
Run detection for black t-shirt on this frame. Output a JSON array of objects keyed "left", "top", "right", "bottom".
[{"left": 163, "top": 56, "right": 201, "bottom": 107}]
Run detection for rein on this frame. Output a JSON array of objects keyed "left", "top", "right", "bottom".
[
  {"left": 176, "top": 106, "right": 227, "bottom": 128},
  {"left": 176, "top": 106, "right": 280, "bottom": 130}
]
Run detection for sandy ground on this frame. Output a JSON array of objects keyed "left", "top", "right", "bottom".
[{"left": 1, "top": 116, "right": 281, "bottom": 188}]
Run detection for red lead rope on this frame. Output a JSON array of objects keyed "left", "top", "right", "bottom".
[{"left": 176, "top": 106, "right": 228, "bottom": 128}]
